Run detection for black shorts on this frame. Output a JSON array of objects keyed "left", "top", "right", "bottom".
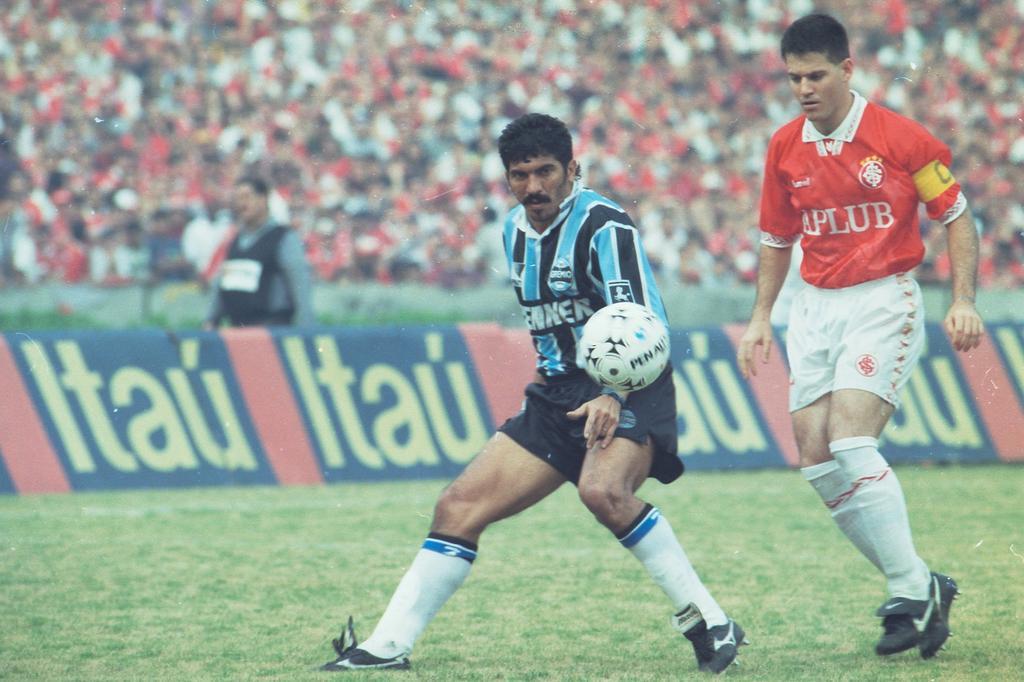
[{"left": 498, "top": 368, "right": 682, "bottom": 485}]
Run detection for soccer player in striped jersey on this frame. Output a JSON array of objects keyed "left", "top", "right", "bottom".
[
  {"left": 321, "top": 113, "right": 745, "bottom": 674},
  {"left": 736, "top": 14, "right": 984, "bottom": 660}
]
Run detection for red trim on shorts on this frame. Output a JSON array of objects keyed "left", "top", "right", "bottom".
[
  {"left": 0, "top": 336, "right": 71, "bottom": 494},
  {"left": 954, "top": 334, "right": 1024, "bottom": 462},
  {"left": 220, "top": 328, "right": 323, "bottom": 485},
  {"left": 887, "top": 274, "right": 918, "bottom": 404},
  {"left": 458, "top": 323, "right": 535, "bottom": 425},
  {"left": 723, "top": 323, "right": 800, "bottom": 467}
]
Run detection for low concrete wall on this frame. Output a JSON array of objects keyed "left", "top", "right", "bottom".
[{"left": 1, "top": 280, "right": 1020, "bottom": 329}]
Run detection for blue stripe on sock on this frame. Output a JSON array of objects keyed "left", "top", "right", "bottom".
[
  {"left": 618, "top": 507, "right": 661, "bottom": 548},
  {"left": 422, "top": 538, "right": 478, "bottom": 563}
]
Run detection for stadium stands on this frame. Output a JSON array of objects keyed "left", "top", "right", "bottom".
[{"left": 0, "top": 0, "right": 1021, "bottom": 290}]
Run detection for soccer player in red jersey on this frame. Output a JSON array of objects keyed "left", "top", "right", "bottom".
[{"left": 737, "top": 14, "right": 983, "bottom": 660}]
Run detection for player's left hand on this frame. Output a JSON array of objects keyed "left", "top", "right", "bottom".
[
  {"left": 943, "top": 299, "right": 984, "bottom": 352},
  {"left": 566, "top": 394, "right": 622, "bottom": 449}
]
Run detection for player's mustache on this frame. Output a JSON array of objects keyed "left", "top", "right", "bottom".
[{"left": 524, "top": 194, "right": 550, "bottom": 204}]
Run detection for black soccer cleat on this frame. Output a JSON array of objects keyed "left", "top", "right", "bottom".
[
  {"left": 673, "top": 604, "right": 748, "bottom": 674},
  {"left": 874, "top": 572, "right": 959, "bottom": 658},
  {"left": 319, "top": 616, "right": 411, "bottom": 672},
  {"left": 918, "top": 572, "right": 959, "bottom": 659},
  {"left": 875, "top": 609, "right": 920, "bottom": 656}
]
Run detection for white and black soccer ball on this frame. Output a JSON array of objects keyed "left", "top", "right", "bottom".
[{"left": 578, "top": 302, "right": 671, "bottom": 393}]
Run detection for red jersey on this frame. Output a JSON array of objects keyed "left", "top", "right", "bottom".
[{"left": 759, "top": 92, "right": 966, "bottom": 288}]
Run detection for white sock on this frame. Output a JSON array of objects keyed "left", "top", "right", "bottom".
[
  {"left": 360, "top": 535, "right": 476, "bottom": 658},
  {"left": 830, "top": 437, "right": 931, "bottom": 600},
  {"left": 619, "top": 505, "right": 728, "bottom": 627},
  {"left": 802, "top": 459, "right": 882, "bottom": 571}
]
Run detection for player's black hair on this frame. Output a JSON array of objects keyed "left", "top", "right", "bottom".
[
  {"left": 498, "top": 113, "right": 577, "bottom": 177},
  {"left": 235, "top": 174, "right": 270, "bottom": 196},
  {"left": 780, "top": 14, "right": 850, "bottom": 64}
]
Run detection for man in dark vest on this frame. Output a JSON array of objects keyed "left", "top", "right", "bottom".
[{"left": 204, "top": 175, "right": 314, "bottom": 328}]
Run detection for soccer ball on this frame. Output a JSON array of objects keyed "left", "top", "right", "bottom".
[{"left": 578, "top": 302, "right": 671, "bottom": 393}]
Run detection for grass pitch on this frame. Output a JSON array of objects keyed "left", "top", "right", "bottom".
[{"left": 1, "top": 465, "right": 1021, "bottom": 681}]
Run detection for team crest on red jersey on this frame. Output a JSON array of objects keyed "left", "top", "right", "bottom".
[
  {"left": 856, "top": 354, "right": 878, "bottom": 377},
  {"left": 858, "top": 156, "right": 886, "bottom": 189}
]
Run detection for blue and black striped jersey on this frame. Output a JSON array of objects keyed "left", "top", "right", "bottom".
[{"left": 502, "top": 181, "right": 668, "bottom": 378}]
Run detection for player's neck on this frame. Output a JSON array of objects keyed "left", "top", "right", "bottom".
[
  {"left": 811, "top": 91, "right": 855, "bottom": 137},
  {"left": 527, "top": 217, "right": 554, "bottom": 232}
]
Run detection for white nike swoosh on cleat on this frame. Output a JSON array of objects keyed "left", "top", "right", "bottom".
[
  {"left": 913, "top": 578, "right": 939, "bottom": 631},
  {"left": 713, "top": 623, "right": 736, "bottom": 651}
]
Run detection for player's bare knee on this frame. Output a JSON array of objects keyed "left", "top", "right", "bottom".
[
  {"left": 432, "top": 484, "right": 487, "bottom": 537},
  {"left": 793, "top": 404, "right": 831, "bottom": 466},
  {"left": 577, "top": 479, "right": 632, "bottom": 527},
  {"left": 796, "top": 443, "right": 832, "bottom": 467}
]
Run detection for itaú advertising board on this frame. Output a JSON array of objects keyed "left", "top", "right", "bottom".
[{"left": 1, "top": 322, "right": 1021, "bottom": 494}]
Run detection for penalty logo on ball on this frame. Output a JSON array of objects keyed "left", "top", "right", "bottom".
[{"left": 578, "top": 302, "right": 671, "bottom": 393}]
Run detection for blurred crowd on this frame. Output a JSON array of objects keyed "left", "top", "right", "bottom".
[{"left": 0, "top": 0, "right": 1022, "bottom": 292}]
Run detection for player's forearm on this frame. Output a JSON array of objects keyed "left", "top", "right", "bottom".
[
  {"left": 945, "top": 212, "right": 980, "bottom": 303},
  {"left": 279, "top": 233, "right": 316, "bottom": 326},
  {"left": 286, "top": 267, "right": 316, "bottom": 326},
  {"left": 750, "top": 244, "right": 792, "bottom": 322}
]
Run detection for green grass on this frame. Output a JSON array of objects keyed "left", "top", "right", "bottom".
[
  {"left": 0, "top": 308, "right": 111, "bottom": 330},
  {"left": 1, "top": 466, "right": 1022, "bottom": 680}
]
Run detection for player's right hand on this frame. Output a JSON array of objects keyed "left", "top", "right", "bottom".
[
  {"left": 736, "top": 319, "right": 774, "bottom": 379},
  {"left": 943, "top": 299, "right": 984, "bottom": 352},
  {"left": 566, "top": 394, "right": 621, "bottom": 450}
]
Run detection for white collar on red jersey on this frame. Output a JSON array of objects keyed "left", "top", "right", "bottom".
[{"left": 802, "top": 90, "right": 867, "bottom": 143}]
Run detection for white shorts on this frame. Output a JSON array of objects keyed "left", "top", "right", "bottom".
[{"left": 785, "top": 273, "right": 925, "bottom": 412}]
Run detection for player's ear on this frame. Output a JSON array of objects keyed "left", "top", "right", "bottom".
[
  {"left": 568, "top": 159, "right": 579, "bottom": 179},
  {"left": 840, "top": 57, "right": 853, "bottom": 82}
]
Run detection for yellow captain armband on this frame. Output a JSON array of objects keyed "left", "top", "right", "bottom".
[{"left": 912, "top": 160, "right": 956, "bottom": 202}]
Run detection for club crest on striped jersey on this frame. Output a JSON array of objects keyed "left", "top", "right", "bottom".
[
  {"left": 858, "top": 155, "right": 886, "bottom": 189},
  {"left": 609, "top": 279, "right": 635, "bottom": 303},
  {"left": 547, "top": 257, "right": 574, "bottom": 292}
]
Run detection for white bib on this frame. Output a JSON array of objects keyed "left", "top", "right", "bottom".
[{"left": 220, "top": 258, "right": 263, "bottom": 293}]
